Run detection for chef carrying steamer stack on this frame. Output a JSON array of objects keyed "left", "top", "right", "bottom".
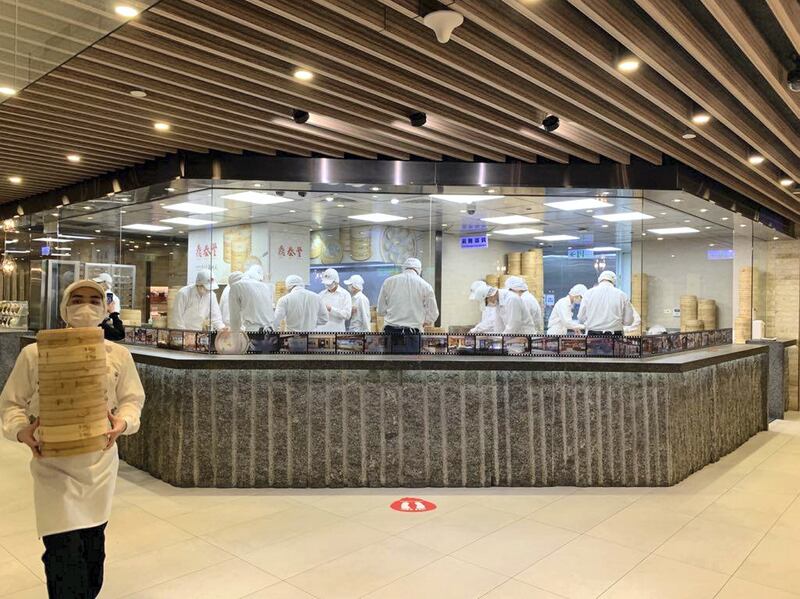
[{"left": 0, "top": 279, "right": 145, "bottom": 598}]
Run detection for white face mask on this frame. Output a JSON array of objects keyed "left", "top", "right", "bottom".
[
  {"left": 66, "top": 303, "right": 106, "bottom": 328},
  {"left": 326, "top": 282, "right": 337, "bottom": 291}
]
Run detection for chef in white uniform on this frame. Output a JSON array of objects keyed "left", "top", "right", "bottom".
[
  {"left": 317, "top": 268, "right": 352, "bottom": 332},
  {"left": 468, "top": 281, "right": 498, "bottom": 333},
  {"left": 505, "top": 276, "right": 544, "bottom": 333},
  {"left": 274, "top": 274, "right": 329, "bottom": 332},
  {"left": 547, "top": 284, "right": 588, "bottom": 335},
  {"left": 92, "top": 273, "right": 121, "bottom": 314},
  {"left": 219, "top": 271, "right": 243, "bottom": 327},
  {"left": 0, "top": 279, "right": 145, "bottom": 598},
  {"left": 345, "top": 274, "right": 372, "bottom": 332},
  {"left": 172, "top": 269, "right": 225, "bottom": 331},
  {"left": 377, "top": 257, "right": 439, "bottom": 333},
  {"left": 229, "top": 265, "right": 275, "bottom": 332},
  {"left": 472, "top": 283, "right": 535, "bottom": 334},
  {"left": 578, "top": 270, "right": 635, "bottom": 336}
]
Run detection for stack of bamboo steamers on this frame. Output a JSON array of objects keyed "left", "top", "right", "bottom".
[
  {"left": 36, "top": 327, "right": 109, "bottom": 457},
  {"left": 485, "top": 250, "right": 544, "bottom": 299},
  {"left": 680, "top": 295, "right": 717, "bottom": 332}
]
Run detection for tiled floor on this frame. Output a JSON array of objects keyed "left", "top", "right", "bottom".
[{"left": 4, "top": 417, "right": 800, "bottom": 598}]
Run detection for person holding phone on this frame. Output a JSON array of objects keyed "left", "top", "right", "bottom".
[
  {"left": 92, "top": 274, "right": 120, "bottom": 313},
  {"left": 92, "top": 274, "right": 125, "bottom": 341}
]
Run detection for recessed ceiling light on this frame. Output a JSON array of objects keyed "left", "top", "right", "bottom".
[
  {"left": 681, "top": 131, "right": 697, "bottom": 139},
  {"left": 721, "top": 217, "right": 729, "bottom": 221},
  {"left": 647, "top": 227, "right": 700, "bottom": 234},
  {"left": 325, "top": 196, "right": 334, "bottom": 202},
  {"left": 480, "top": 215, "right": 540, "bottom": 225},
  {"left": 348, "top": 213, "right": 407, "bottom": 223},
  {"left": 431, "top": 194, "right": 502, "bottom": 204},
  {"left": 33, "top": 237, "right": 73, "bottom": 243},
  {"left": 59, "top": 234, "right": 94, "bottom": 240},
  {"left": 161, "top": 217, "right": 217, "bottom": 226},
  {"left": 0, "top": 86, "right": 16, "bottom": 96},
  {"left": 336, "top": 203, "right": 345, "bottom": 208},
  {"left": 657, "top": 237, "right": 664, "bottom": 241},
  {"left": 739, "top": 223, "right": 747, "bottom": 228},
  {"left": 684, "top": 219, "right": 691, "bottom": 223},
  {"left": 293, "top": 69, "right": 313, "bottom": 81},
  {"left": 370, "top": 186, "right": 381, "bottom": 191},
  {"left": 705, "top": 226, "right": 712, "bottom": 229},
  {"left": 773, "top": 236, "right": 780, "bottom": 240},
  {"left": 8, "top": 176, "right": 22, "bottom": 184},
  {"left": 3, "top": 250, "right": 29, "bottom": 254},
  {"left": 780, "top": 177, "right": 794, "bottom": 187},
  {"left": 660, "top": 212, "right": 667, "bottom": 216},
  {"left": 66, "top": 154, "right": 81, "bottom": 163},
  {"left": 493, "top": 227, "right": 544, "bottom": 236},
  {"left": 593, "top": 212, "right": 654, "bottom": 222},
  {"left": 673, "top": 198, "right": 682, "bottom": 202},
  {"left": 748, "top": 152, "right": 765, "bottom": 165},
  {"left": 165, "top": 187, "right": 175, "bottom": 192},
  {"left": 591, "top": 246, "right": 622, "bottom": 252},
  {"left": 691, "top": 111, "right": 711, "bottom": 125},
  {"left": 289, "top": 209, "right": 296, "bottom": 213},
  {"left": 83, "top": 206, "right": 92, "bottom": 210},
  {"left": 253, "top": 183, "right": 262, "bottom": 187},
  {"left": 220, "top": 191, "right": 293, "bottom": 205},
  {"left": 153, "top": 121, "right": 170, "bottom": 131},
  {"left": 94, "top": 229, "right": 101, "bottom": 233},
  {"left": 165, "top": 202, "right": 227, "bottom": 214},
  {"left": 700, "top": 208, "right": 708, "bottom": 213},
  {"left": 122, "top": 224, "right": 173, "bottom": 232},
  {"left": 487, "top": 188, "right": 497, "bottom": 193},
  {"left": 129, "top": 89, "right": 147, "bottom": 98},
  {"left": 50, "top": 253, "right": 72, "bottom": 257},
  {"left": 617, "top": 56, "right": 640, "bottom": 72},
  {"left": 545, "top": 198, "right": 614, "bottom": 211},
  {"left": 390, "top": 198, "right": 400, "bottom": 205},
  {"left": 601, "top": 224, "right": 609, "bottom": 228},
  {"left": 114, "top": 5, "right": 138, "bottom": 17},
  {"left": 535, "top": 234, "right": 580, "bottom": 241}
]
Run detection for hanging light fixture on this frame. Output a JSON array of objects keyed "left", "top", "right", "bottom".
[{"left": 1, "top": 255, "right": 16, "bottom": 275}]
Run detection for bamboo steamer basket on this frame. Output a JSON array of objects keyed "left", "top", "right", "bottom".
[
  {"left": 350, "top": 226, "right": 372, "bottom": 261},
  {"left": 119, "top": 308, "right": 141, "bottom": 326},
  {"left": 698, "top": 299, "right": 717, "bottom": 331},
  {"left": 506, "top": 252, "right": 521, "bottom": 275},
  {"left": 498, "top": 274, "right": 511, "bottom": 289},
  {"left": 339, "top": 227, "right": 351, "bottom": 253},
  {"left": 274, "top": 281, "right": 287, "bottom": 303},
  {"left": 37, "top": 327, "right": 108, "bottom": 458},
  {"left": 485, "top": 274, "right": 500, "bottom": 288},
  {"left": 684, "top": 319, "right": 704, "bottom": 332}
]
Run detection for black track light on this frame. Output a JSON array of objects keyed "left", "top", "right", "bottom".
[
  {"left": 541, "top": 114, "right": 560, "bottom": 132},
  {"left": 788, "top": 55, "right": 800, "bottom": 93},
  {"left": 292, "top": 109, "right": 309, "bottom": 124},
  {"left": 409, "top": 111, "right": 427, "bottom": 127}
]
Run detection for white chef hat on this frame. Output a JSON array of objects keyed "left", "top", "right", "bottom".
[
  {"left": 285, "top": 274, "right": 306, "bottom": 289},
  {"left": 59, "top": 279, "right": 105, "bottom": 324},
  {"left": 321, "top": 268, "right": 339, "bottom": 285},
  {"left": 569, "top": 284, "right": 588, "bottom": 297},
  {"left": 472, "top": 284, "right": 497, "bottom": 303},
  {"left": 598, "top": 271, "right": 617, "bottom": 285},
  {"left": 92, "top": 272, "right": 113, "bottom": 288},
  {"left": 344, "top": 274, "right": 365, "bottom": 289},
  {"left": 195, "top": 269, "right": 219, "bottom": 290},
  {"left": 245, "top": 264, "right": 265, "bottom": 282},
  {"left": 403, "top": 257, "right": 422, "bottom": 274},
  {"left": 468, "top": 280, "right": 487, "bottom": 300},
  {"left": 228, "top": 271, "right": 244, "bottom": 286},
  {"left": 505, "top": 276, "right": 528, "bottom": 291}
]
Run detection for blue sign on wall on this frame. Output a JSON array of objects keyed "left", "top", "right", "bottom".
[
  {"left": 567, "top": 249, "right": 594, "bottom": 259},
  {"left": 41, "top": 246, "right": 51, "bottom": 257},
  {"left": 460, "top": 235, "right": 488, "bottom": 249},
  {"left": 707, "top": 249, "right": 734, "bottom": 260}
]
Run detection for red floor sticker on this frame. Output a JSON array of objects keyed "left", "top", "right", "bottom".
[{"left": 390, "top": 497, "right": 437, "bottom": 512}]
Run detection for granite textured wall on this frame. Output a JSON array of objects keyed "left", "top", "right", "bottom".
[{"left": 118, "top": 355, "right": 766, "bottom": 488}]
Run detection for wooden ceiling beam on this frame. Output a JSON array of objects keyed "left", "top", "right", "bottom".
[
  {"left": 766, "top": 0, "right": 800, "bottom": 56},
  {"left": 633, "top": 0, "right": 800, "bottom": 162},
  {"left": 701, "top": 0, "right": 800, "bottom": 124}
]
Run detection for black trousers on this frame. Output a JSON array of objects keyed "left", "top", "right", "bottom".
[
  {"left": 42, "top": 522, "right": 107, "bottom": 599},
  {"left": 383, "top": 325, "right": 422, "bottom": 353}
]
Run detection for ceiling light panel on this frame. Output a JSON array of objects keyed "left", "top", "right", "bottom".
[
  {"left": 591, "top": 246, "right": 622, "bottom": 252},
  {"left": 348, "top": 213, "right": 407, "bottom": 223},
  {"left": 220, "top": 191, "right": 294, "bottom": 205},
  {"left": 122, "top": 224, "right": 173, "bottom": 232},
  {"left": 480, "top": 215, "right": 541, "bottom": 225},
  {"left": 544, "top": 199, "right": 614, "bottom": 211},
  {"left": 165, "top": 202, "right": 227, "bottom": 214},
  {"left": 161, "top": 217, "right": 217, "bottom": 226},
  {"left": 430, "top": 194, "right": 503, "bottom": 204},
  {"left": 535, "top": 235, "right": 580, "bottom": 241},
  {"left": 593, "top": 212, "right": 655, "bottom": 222},
  {"left": 492, "top": 227, "right": 544, "bottom": 235},
  {"left": 647, "top": 227, "right": 700, "bottom": 234}
]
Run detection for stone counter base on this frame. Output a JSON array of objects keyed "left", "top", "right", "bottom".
[{"left": 118, "top": 354, "right": 766, "bottom": 487}]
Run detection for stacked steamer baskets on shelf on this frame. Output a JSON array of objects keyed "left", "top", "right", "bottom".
[
  {"left": 520, "top": 249, "right": 544, "bottom": 300},
  {"left": 698, "top": 299, "right": 717, "bottom": 331},
  {"left": 274, "top": 280, "right": 287, "bottom": 303},
  {"left": 680, "top": 294, "right": 702, "bottom": 332},
  {"left": 506, "top": 252, "right": 521, "bottom": 275},
  {"left": 735, "top": 266, "right": 753, "bottom": 343},
  {"left": 119, "top": 309, "right": 141, "bottom": 327},
  {"left": 485, "top": 274, "right": 500, "bottom": 288},
  {"left": 36, "top": 327, "right": 109, "bottom": 458},
  {"left": 630, "top": 273, "right": 649, "bottom": 336},
  {"left": 371, "top": 306, "right": 383, "bottom": 332}
]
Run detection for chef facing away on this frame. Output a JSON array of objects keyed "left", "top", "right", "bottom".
[{"left": 0, "top": 279, "right": 145, "bottom": 598}]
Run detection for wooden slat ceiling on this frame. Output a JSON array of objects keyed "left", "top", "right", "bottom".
[{"left": 1, "top": 0, "right": 799, "bottom": 221}]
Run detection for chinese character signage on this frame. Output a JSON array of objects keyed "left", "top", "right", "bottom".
[{"left": 460, "top": 235, "right": 488, "bottom": 249}]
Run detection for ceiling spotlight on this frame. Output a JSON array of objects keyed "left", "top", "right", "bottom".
[
  {"left": 390, "top": 198, "right": 400, "bottom": 204},
  {"left": 293, "top": 69, "right": 313, "bottom": 81},
  {"left": 325, "top": 196, "right": 334, "bottom": 202},
  {"left": 681, "top": 131, "right": 697, "bottom": 139},
  {"left": 748, "top": 151, "right": 765, "bottom": 165},
  {"left": 423, "top": 9, "right": 464, "bottom": 43},
  {"left": 541, "top": 114, "right": 560, "bottom": 132},
  {"left": 153, "top": 121, "right": 170, "bottom": 131},
  {"left": 66, "top": 154, "right": 81, "bottom": 163},
  {"left": 788, "top": 55, "right": 800, "bottom": 92},
  {"left": 691, "top": 108, "right": 711, "bottom": 125},
  {"left": 292, "top": 109, "right": 309, "bottom": 124},
  {"left": 15, "top": 205, "right": 23, "bottom": 216},
  {"left": 780, "top": 176, "right": 794, "bottom": 187},
  {"left": 114, "top": 5, "right": 139, "bottom": 17},
  {"left": 129, "top": 89, "right": 147, "bottom": 98},
  {"left": 8, "top": 176, "right": 21, "bottom": 184},
  {"left": 409, "top": 111, "right": 427, "bottom": 127},
  {"left": 616, "top": 54, "right": 640, "bottom": 73},
  {"left": 0, "top": 86, "right": 15, "bottom": 96}
]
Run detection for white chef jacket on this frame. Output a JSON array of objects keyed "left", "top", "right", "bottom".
[
  {"left": 274, "top": 286, "right": 329, "bottom": 332},
  {"left": 469, "top": 306, "right": 498, "bottom": 334},
  {"left": 172, "top": 284, "right": 224, "bottom": 331},
  {"left": 496, "top": 290, "right": 536, "bottom": 334},
  {"left": 578, "top": 281, "right": 635, "bottom": 332},
  {"left": 317, "top": 286, "right": 352, "bottom": 332},
  {"left": 0, "top": 341, "right": 145, "bottom": 537},
  {"left": 547, "top": 296, "right": 584, "bottom": 335},
  {"left": 219, "top": 286, "right": 232, "bottom": 327},
  {"left": 522, "top": 291, "right": 544, "bottom": 334},
  {"left": 229, "top": 278, "right": 275, "bottom": 332},
  {"left": 349, "top": 291, "right": 372, "bottom": 332},
  {"left": 377, "top": 270, "right": 439, "bottom": 331},
  {"left": 623, "top": 306, "right": 642, "bottom": 335}
]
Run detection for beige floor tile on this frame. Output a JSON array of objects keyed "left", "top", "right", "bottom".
[
  {"left": 468, "top": 491, "right": 566, "bottom": 517},
  {"left": 294, "top": 493, "right": 394, "bottom": 518},
  {"left": 0, "top": 506, "right": 36, "bottom": 538},
  {"left": 99, "top": 538, "right": 231, "bottom": 598},
  {"left": 0, "top": 543, "right": 14, "bottom": 563},
  {"left": 452, "top": 519, "right": 577, "bottom": 577},
  {"left": 0, "top": 560, "right": 41, "bottom": 596},
  {"left": 202, "top": 505, "right": 342, "bottom": 557},
  {"left": 655, "top": 516, "right": 764, "bottom": 574},
  {"left": 397, "top": 504, "right": 519, "bottom": 553},
  {"left": 241, "top": 520, "right": 387, "bottom": 579},
  {"left": 699, "top": 487, "right": 794, "bottom": 532},
  {"left": 735, "top": 531, "right": 800, "bottom": 594},
  {"left": 350, "top": 503, "right": 445, "bottom": 534},
  {"left": 123, "top": 558, "right": 278, "bottom": 599},
  {"left": 0, "top": 585, "right": 48, "bottom": 599},
  {"left": 480, "top": 579, "right": 564, "bottom": 599},
  {"left": 362, "top": 556, "right": 506, "bottom": 599},
  {"left": 631, "top": 489, "right": 721, "bottom": 518},
  {"left": 717, "top": 578, "right": 800, "bottom": 599},
  {"left": 169, "top": 496, "right": 296, "bottom": 535},
  {"left": 600, "top": 555, "right": 727, "bottom": 599},
  {"left": 104, "top": 504, "right": 193, "bottom": 563},
  {"left": 529, "top": 492, "right": 638, "bottom": 533},
  {"left": 587, "top": 503, "right": 692, "bottom": 552},
  {"left": 287, "top": 536, "right": 442, "bottom": 599},
  {"left": 769, "top": 496, "right": 800, "bottom": 541},
  {"left": 516, "top": 535, "right": 645, "bottom": 599},
  {"left": 733, "top": 469, "right": 800, "bottom": 495},
  {"left": 757, "top": 452, "right": 800, "bottom": 476},
  {"left": 243, "top": 582, "right": 317, "bottom": 598}
]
